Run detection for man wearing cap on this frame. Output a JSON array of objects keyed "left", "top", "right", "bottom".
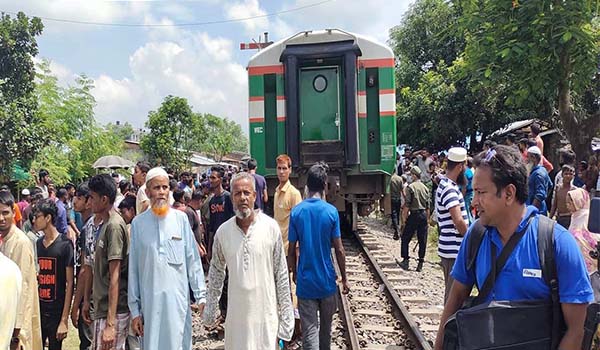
[
  {"left": 399, "top": 166, "right": 431, "bottom": 272},
  {"left": 128, "top": 167, "right": 206, "bottom": 350},
  {"left": 526, "top": 146, "right": 552, "bottom": 215},
  {"left": 435, "top": 147, "right": 469, "bottom": 302},
  {"left": 17, "top": 189, "right": 30, "bottom": 214}
]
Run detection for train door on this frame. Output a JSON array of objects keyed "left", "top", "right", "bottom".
[{"left": 299, "top": 66, "right": 341, "bottom": 141}]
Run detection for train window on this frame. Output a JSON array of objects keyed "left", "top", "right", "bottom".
[
  {"left": 367, "top": 73, "right": 377, "bottom": 88},
  {"left": 313, "top": 75, "right": 327, "bottom": 93}
]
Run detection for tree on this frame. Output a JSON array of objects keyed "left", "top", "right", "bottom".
[
  {"left": 0, "top": 12, "right": 46, "bottom": 182},
  {"left": 458, "top": 0, "right": 600, "bottom": 159},
  {"left": 390, "top": 0, "right": 519, "bottom": 150},
  {"left": 200, "top": 113, "right": 248, "bottom": 161},
  {"left": 106, "top": 122, "right": 135, "bottom": 141},
  {"left": 25, "top": 60, "right": 123, "bottom": 184},
  {"left": 0, "top": 12, "right": 43, "bottom": 101},
  {"left": 140, "top": 95, "right": 198, "bottom": 170}
]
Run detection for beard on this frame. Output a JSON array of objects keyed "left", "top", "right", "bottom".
[
  {"left": 234, "top": 207, "right": 253, "bottom": 220},
  {"left": 456, "top": 169, "right": 467, "bottom": 187},
  {"left": 151, "top": 199, "right": 170, "bottom": 218},
  {"left": 526, "top": 162, "right": 534, "bottom": 174}
]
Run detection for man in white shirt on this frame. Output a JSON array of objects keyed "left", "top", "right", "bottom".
[
  {"left": 133, "top": 162, "right": 151, "bottom": 213},
  {"left": 0, "top": 251, "right": 22, "bottom": 349}
]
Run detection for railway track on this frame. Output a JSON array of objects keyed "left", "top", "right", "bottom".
[{"left": 333, "top": 221, "right": 440, "bottom": 350}]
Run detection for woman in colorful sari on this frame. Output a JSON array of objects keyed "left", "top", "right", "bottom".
[{"left": 566, "top": 188, "right": 599, "bottom": 274}]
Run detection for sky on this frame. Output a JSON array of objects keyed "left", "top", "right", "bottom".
[{"left": 1, "top": 0, "right": 414, "bottom": 135}]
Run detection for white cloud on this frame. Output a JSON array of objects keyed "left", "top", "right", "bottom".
[
  {"left": 91, "top": 30, "right": 249, "bottom": 134},
  {"left": 250, "top": 0, "right": 413, "bottom": 45},
  {"left": 23, "top": 0, "right": 416, "bottom": 139},
  {"left": 2, "top": 0, "right": 131, "bottom": 33},
  {"left": 224, "top": 0, "right": 269, "bottom": 34},
  {"left": 33, "top": 57, "right": 77, "bottom": 88}
]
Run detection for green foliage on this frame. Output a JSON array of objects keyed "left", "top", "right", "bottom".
[
  {"left": 24, "top": 60, "right": 123, "bottom": 185},
  {"left": 389, "top": 0, "right": 464, "bottom": 81},
  {"left": 0, "top": 12, "right": 46, "bottom": 182},
  {"left": 201, "top": 113, "right": 248, "bottom": 161},
  {"left": 0, "top": 12, "right": 43, "bottom": 101},
  {"left": 390, "top": 0, "right": 519, "bottom": 150},
  {"left": 458, "top": 0, "right": 598, "bottom": 106},
  {"left": 140, "top": 95, "right": 200, "bottom": 170},
  {"left": 140, "top": 96, "right": 248, "bottom": 169},
  {"left": 457, "top": 0, "right": 600, "bottom": 158},
  {"left": 106, "top": 122, "right": 135, "bottom": 141}
]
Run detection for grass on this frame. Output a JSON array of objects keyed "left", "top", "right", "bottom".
[{"left": 62, "top": 321, "right": 81, "bottom": 350}]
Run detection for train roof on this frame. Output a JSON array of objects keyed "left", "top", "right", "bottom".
[{"left": 248, "top": 29, "right": 394, "bottom": 68}]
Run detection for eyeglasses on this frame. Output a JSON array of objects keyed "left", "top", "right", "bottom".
[{"left": 482, "top": 148, "right": 508, "bottom": 168}]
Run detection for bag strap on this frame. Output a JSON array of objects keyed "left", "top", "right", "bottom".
[
  {"left": 466, "top": 220, "right": 486, "bottom": 273},
  {"left": 537, "top": 215, "right": 560, "bottom": 350},
  {"left": 473, "top": 214, "right": 535, "bottom": 305}
]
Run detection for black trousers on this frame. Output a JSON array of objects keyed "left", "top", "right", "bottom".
[
  {"left": 391, "top": 199, "right": 402, "bottom": 234},
  {"left": 41, "top": 310, "right": 63, "bottom": 350},
  {"left": 401, "top": 210, "right": 428, "bottom": 261},
  {"left": 557, "top": 215, "right": 571, "bottom": 230},
  {"left": 219, "top": 270, "right": 228, "bottom": 318},
  {"left": 77, "top": 302, "right": 92, "bottom": 350}
]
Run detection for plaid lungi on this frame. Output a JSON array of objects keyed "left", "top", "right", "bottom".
[{"left": 92, "top": 312, "right": 130, "bottom": 350}]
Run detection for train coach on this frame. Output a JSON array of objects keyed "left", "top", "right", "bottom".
[{"left": 247, "top": 29, "right": 396, "bottom": 230}]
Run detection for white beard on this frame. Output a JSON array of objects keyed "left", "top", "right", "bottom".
[{"left": 235, "top": 207, "right": 252, "bottom": 219}]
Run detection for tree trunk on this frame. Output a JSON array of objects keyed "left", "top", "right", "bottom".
[{"left": 556, "top": 49, "right": 597, "bottom": 162}]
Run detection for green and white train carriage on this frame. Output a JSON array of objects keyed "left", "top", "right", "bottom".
[{"left": 247, "top": 29, "right": 396, "bottom": 229}]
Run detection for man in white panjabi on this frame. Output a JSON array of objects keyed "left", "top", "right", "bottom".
[{"left": 203, "top": 172, "right": 294, "bottom": 349}]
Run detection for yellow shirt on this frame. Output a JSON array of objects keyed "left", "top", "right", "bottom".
[
  {"left": 0, "top": 226, "right": 42, "bottom": 350},
  {"left": 274, "top": 180, "right": 302, "bottom": 252}
]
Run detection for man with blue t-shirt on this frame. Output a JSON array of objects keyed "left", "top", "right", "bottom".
[
  {"left": 435, "top": 147, "right": 469, "bottom": 303},
  {"left": 526, "top": 146, "right": 552, "bottom": 215},
  {"left": 463, "top": 157, "right": 474, "bottom": 224},
  {"left": 433, "top": 145, "right": 593, "bottom": 350},
  {"left": 288, "top": 163, "right": 349, "bottom": 350},
  {"left": 247, "top": 158, "right": 268, "bottom": 211}
]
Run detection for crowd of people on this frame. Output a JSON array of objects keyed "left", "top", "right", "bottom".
[
  {"left": 0, "top": 155, "right": 348, "bottom": 350},
  {"left": 1, "top": 120, "right": 599, "bottom": 350},
  {"left": 388, "top": 123, "right": 598, "bottom": 349}
]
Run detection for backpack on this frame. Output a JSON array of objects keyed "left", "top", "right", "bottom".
[
  {"left": 443, "top": 215, "right": 564, "bottom": 350},
  {"left": 466, "top": 215, "right": 559, "bottom": 312}
]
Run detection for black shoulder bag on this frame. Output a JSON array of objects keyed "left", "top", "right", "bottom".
[{"left": 443, "top": 215, "right": 565, "bottom": 350}]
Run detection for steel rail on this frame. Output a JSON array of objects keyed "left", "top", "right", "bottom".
[
  {"left": 351, "top": 227, "right": 433, "bottom": 350},
  {"left": 332, "top": 247, "right": 361, "bottom": 350}
]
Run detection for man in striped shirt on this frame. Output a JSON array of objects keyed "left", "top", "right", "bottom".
[{"left": 435, "top": 147, "right": 469, "bottom": 303}]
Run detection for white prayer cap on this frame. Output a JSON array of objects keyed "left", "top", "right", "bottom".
[
  {"left": 527, "top": 146, "right": 542, "bottom": 156},
  {"left": 447, "top": 147, "right": 467, "bottom": 162},
  {"left": 21, "top": 189, "right": 30, "bottom": 195},
  {"left": 145, "top": 167, "right": 169, "bottom": 185}
]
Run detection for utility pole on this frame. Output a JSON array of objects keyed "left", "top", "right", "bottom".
[{"left": 240, "top": 32, "right": 273, "bottom": 51}]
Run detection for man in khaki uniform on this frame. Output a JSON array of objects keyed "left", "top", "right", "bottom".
[
  {"left": 399, "top": 166, "right": 430, "bottom": 272},
  {"left": 0, "top": 190, "right": 43, "bottom": 350},
  {"left": 390, "top": 167, "right": 404, "bottom": 240},
  {"left": 274, "top": 154, "right": 302, "bottom": 253}
]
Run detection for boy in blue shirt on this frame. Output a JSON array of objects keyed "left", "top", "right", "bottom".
[{"left": 288, "top": 163, "right": 349, "bottom": 350}]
